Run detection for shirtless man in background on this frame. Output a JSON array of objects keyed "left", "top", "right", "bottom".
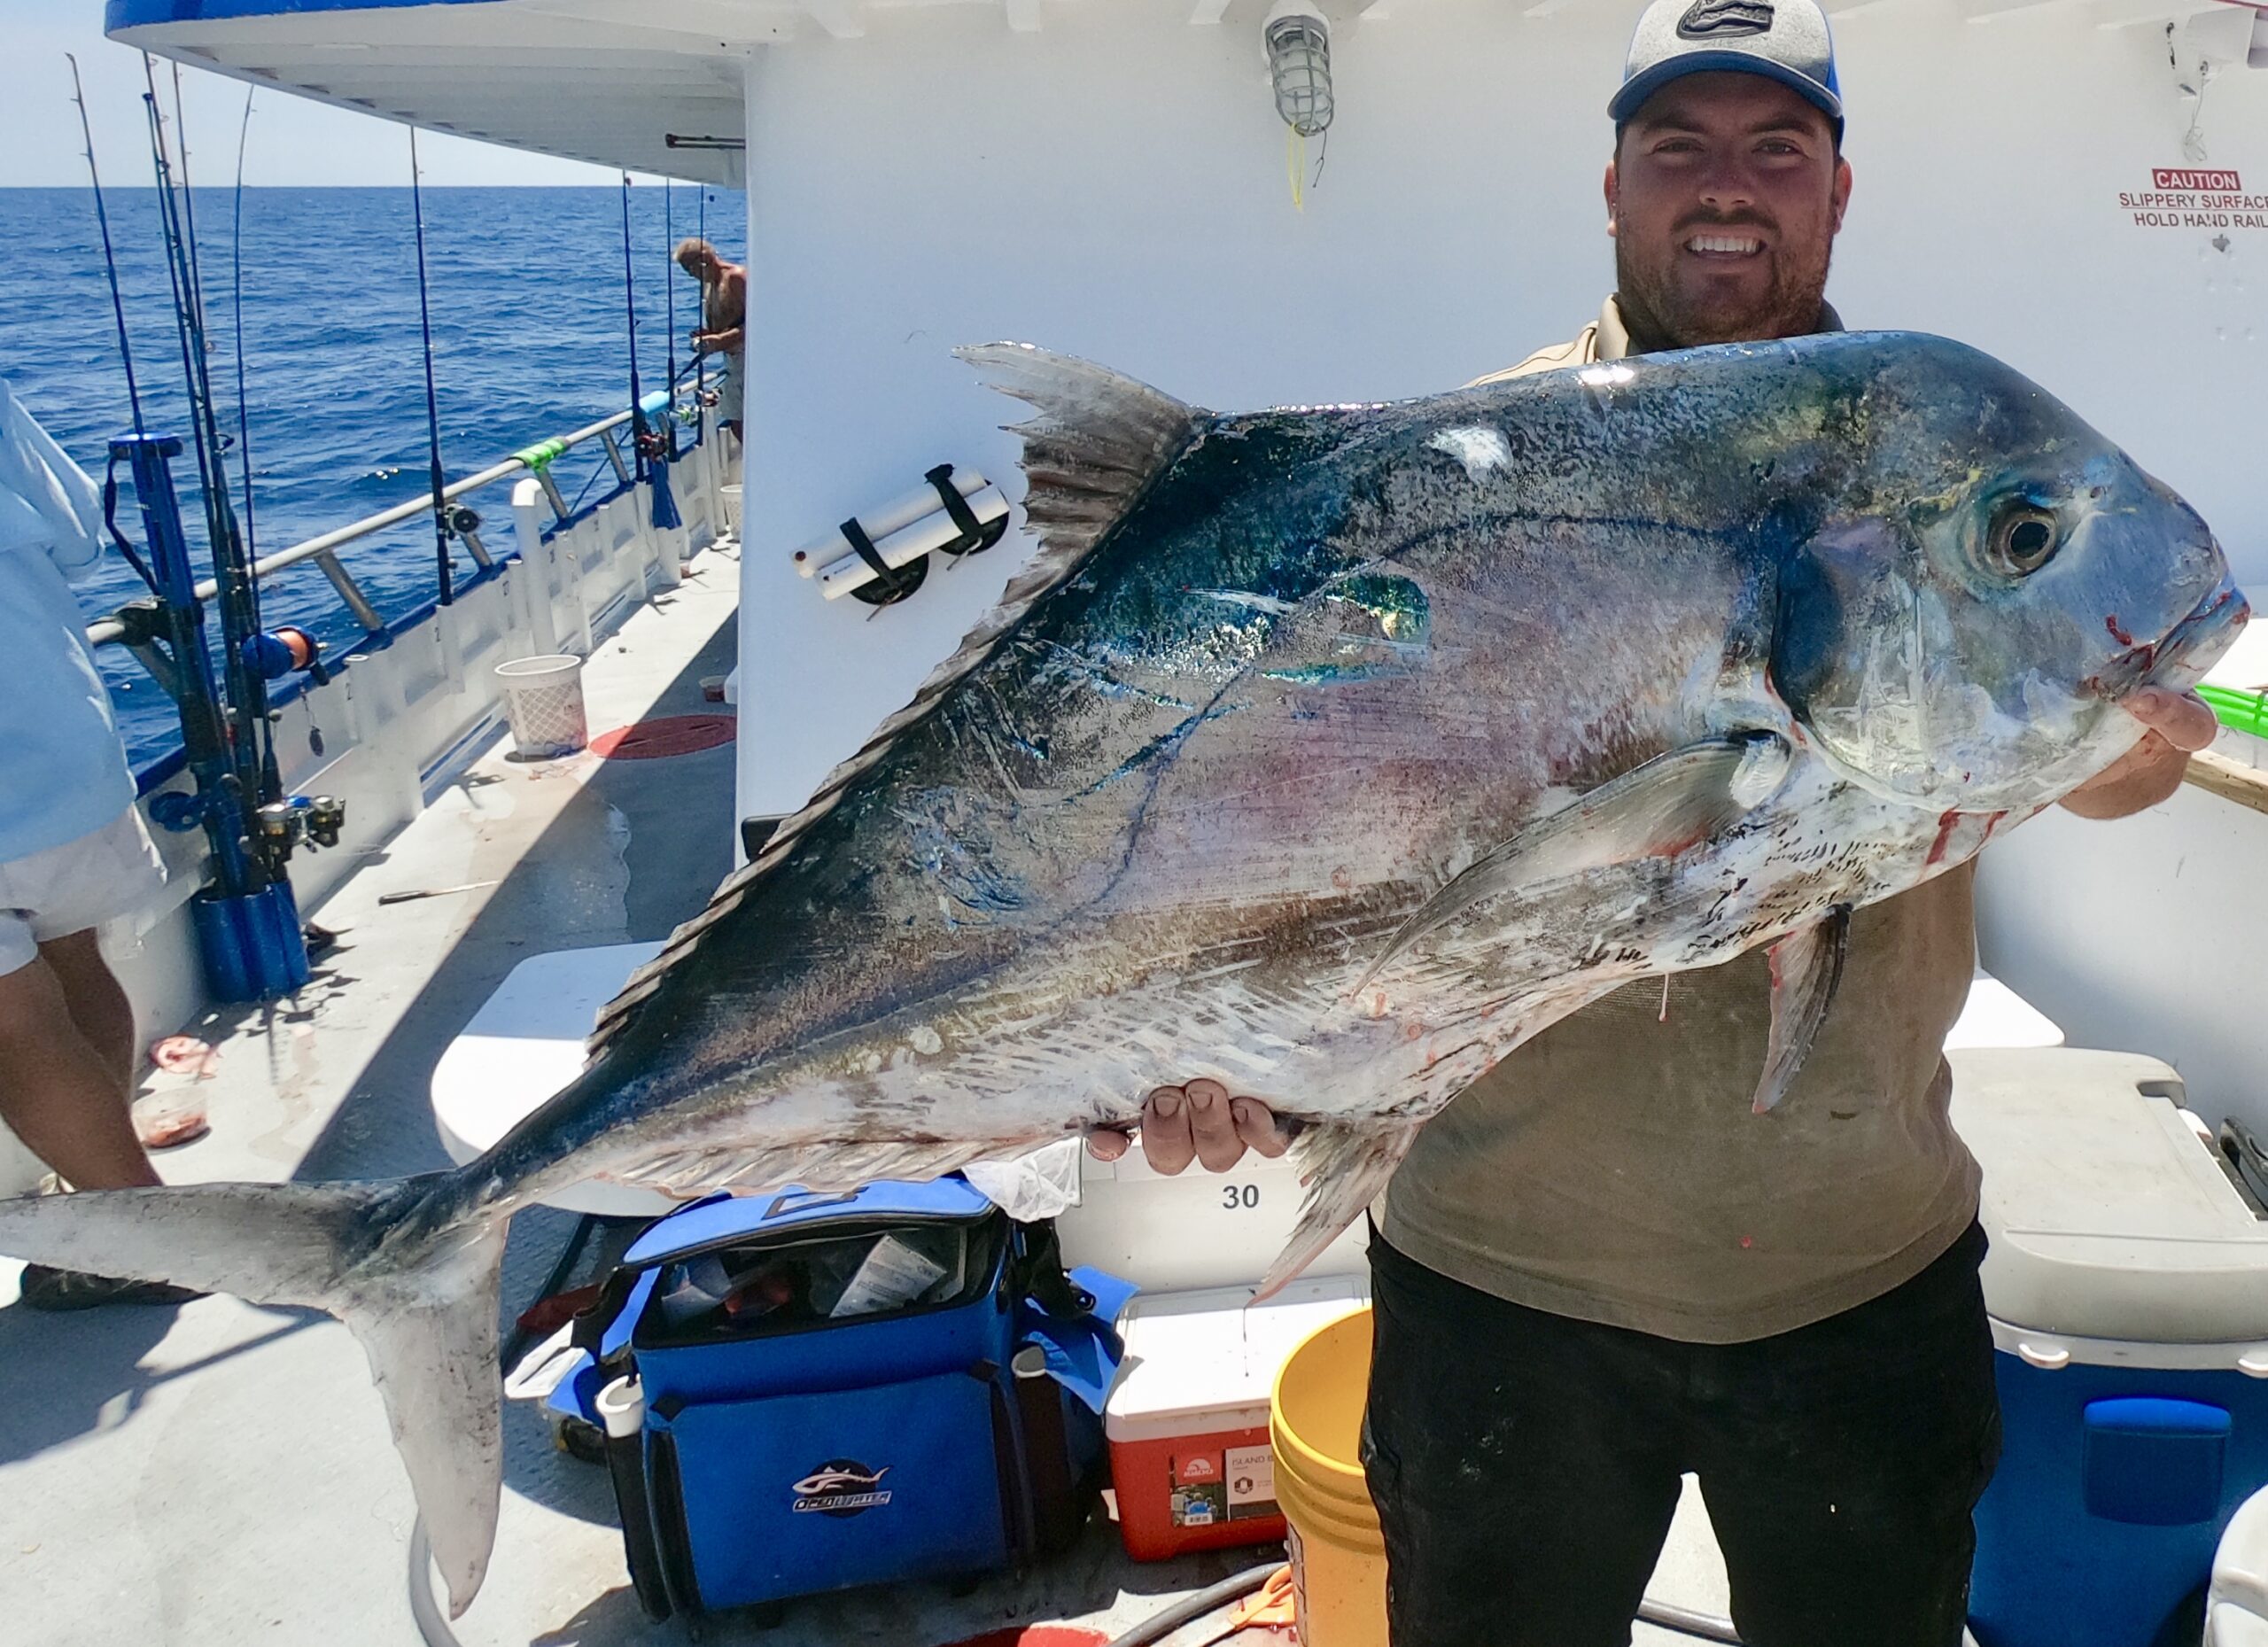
[{"left": 674, "top": 237, "right": 746, "bottom": 440}]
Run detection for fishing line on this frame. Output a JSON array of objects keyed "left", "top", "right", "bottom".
[
  {"left": 409, "top": 127, "right": 454, "bottom": 606},
  {"left": 67, "top": 52, "right": 158, "bottom": 593}
]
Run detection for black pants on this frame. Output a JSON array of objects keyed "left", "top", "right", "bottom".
[{"left": 1361, "top": 1224, "right": 2001, "bottom": 1647}]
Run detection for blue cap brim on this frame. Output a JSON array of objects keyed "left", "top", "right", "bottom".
[{"left": 1609, "top": 50, "right": 1844, "bottom": 128}]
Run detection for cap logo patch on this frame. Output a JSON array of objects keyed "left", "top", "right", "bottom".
[{"left": 1677, "top": 0, "right": 1775, "bottom": 37}]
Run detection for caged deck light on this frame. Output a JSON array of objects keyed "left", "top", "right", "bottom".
[{"left": 1263, "top": 0, "right": 1333, "bottom": 138}]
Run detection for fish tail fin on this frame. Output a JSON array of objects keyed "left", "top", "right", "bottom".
[
  {"left": 955, "top": 343, "right": 1205, "bottom": 574},
  {"left": 0, "top": 1174, "right": 507, "bottom": 1618},
  {"left": 1257, "top": 1121, "right": 1420, "bottom": 1300}
]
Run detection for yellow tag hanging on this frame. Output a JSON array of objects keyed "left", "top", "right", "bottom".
[{"left": 1287, "top": 126, "right": 1306, "bottom": 213}]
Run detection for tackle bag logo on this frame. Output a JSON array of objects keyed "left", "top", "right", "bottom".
[
  {"left": 1678, "top": 0, "right": 1775, "bottom": 37},
  {"left": 790, "top": 1458, "right": 894, "bottom": 1517}
]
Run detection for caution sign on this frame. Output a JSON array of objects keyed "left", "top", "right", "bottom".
[{"left": 2120, "top": 167, "right": 2268, "bottom": 231}]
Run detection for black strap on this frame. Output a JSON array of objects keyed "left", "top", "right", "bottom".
[
  {"left": 571, "top": 1264, "right": 645, "bottom": 1365},
  {"left": 1013, "top": 1221, "right": 1095, "bottom": 1321},
  {"left": 839, "top": 514, "right": 915, "bottom": 600},
  {"left": 925, "top": 463, "right": 992, "bottom": 556}
]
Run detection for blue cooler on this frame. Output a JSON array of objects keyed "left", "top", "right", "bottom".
[
  {"left": 553, "top": 1179, "right": 1132, "bottom": 1622},
  {"left": 1954, "top": 1049, "right": 2268, "bottom": 1647}
]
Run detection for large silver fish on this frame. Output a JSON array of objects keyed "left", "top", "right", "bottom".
[{"left": 0, "top": 332, "right": 2243, "bottom": 1612}]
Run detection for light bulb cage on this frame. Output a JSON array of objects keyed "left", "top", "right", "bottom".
[{"left": 1266, "top": 11, "right": 1334, "bottom": 138}]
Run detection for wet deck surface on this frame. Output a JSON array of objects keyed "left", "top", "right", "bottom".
[{"left": 0, "top": 536, "right": 1741, "bottom": 1645}]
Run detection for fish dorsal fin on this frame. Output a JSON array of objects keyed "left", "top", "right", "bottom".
[{"left": 588, "top": 346, "right": 1204, "bottom": 1055}]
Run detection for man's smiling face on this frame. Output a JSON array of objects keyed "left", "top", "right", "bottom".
[{"left": 1606, "top": 71, "right": 1852, "bottom": 349}]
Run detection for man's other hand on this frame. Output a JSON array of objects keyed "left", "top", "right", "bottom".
[
  {"left": 1086, "top": 1080, "right": 1292, "bottom": 1174},
  {"left": 2061, "top": 687, "right": 2219, "bottom": 820}
]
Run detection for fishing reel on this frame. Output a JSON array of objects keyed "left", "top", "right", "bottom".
[
  {"left": 241, "top": 625, "right": 328, "bottom": 687},
  {"left": 633, "top": 422, "right": 675, "bottom": 465},
  {"left": 252, "top": 794, "right": 346, "bottom": 867}
]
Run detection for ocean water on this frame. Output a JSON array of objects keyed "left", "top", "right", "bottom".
[{"left": 0, "top": 185, "right": 745, "bottom": 767}]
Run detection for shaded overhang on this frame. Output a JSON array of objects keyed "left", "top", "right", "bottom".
[
  {"left": 107, "top": 0, "right": 2268, "bottom": 187},
  {"left": 105, "top": 0, "right": 762, "bottom": 185}
]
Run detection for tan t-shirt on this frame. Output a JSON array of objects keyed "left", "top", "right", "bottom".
[{"left": 1377, "top": 299, "right": 1984, "bottom": 1344}]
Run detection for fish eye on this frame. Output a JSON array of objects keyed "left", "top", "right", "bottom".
[{"left": 1985, "top": 502, "right": 2061, "bottom": 578}]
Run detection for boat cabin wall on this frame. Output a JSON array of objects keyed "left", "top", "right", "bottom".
[{"left": 731, "top": 0, "right": 2268, "bottom": 1115}]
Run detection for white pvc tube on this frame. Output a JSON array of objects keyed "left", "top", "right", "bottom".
[
  {"left": 509, "top": 478, "right": 562, "bottom": 656},
  {"left": 815, "top": 486, "right": 1011, "bottom": 601},
  {"left": 793, "top": 470, "right": 994, "bottom": 576},
  {"left": 595, "top": 1375, "right": 646, "bottom": 1440}
]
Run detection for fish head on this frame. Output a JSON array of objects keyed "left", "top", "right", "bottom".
[{"left": 1771, "top": 334, "right": 2246, "bottom": 812}]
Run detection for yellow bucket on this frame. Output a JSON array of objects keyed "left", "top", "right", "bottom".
[{"left": 1269, "top": 1307, "right": 1387, "bottom": 1647}]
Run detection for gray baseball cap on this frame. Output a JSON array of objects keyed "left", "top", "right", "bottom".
[{"left": 1609, "top": 0, "right": 1844, "bottom": 133}]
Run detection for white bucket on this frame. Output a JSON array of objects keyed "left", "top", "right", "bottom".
[
  {"left": 494, "top": 654, "right": 588, "bottom": 759},
  {"left": 718, "top": 483, "right": 742, "bottom": 537}
]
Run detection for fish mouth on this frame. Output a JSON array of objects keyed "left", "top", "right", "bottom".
[{"left": 2089, "top": 579, "right": 2249, "bottom": 701}]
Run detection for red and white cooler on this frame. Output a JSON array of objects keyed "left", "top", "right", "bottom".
[{"left": 1105, "top": 1275, "right": 1369, "bottom": 1561}]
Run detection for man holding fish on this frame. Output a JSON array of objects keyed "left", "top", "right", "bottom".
[
  {"left": 1092, "top": 4, "right": 2220, "bottom": 1642},
  {"left": 2, "top": 0, "right": 2244, "bottom": 1626}
]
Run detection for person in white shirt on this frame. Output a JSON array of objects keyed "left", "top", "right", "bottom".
[{"left": 0, "top": 379, "right": 191, "bottom": 1310}]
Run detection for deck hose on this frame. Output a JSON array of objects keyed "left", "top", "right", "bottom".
[{"left": 410, "top": 1519, "right": 1744, "bottom": 1645}]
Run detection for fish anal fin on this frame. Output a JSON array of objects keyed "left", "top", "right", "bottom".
[
  {"left": 1752, "top": 905, "right": 1852, "bottom": 1115},
  {"left": 1258, "top": 1121, "right": 1421, "bottom": 1300},
  {"left": 1357, "top": 733, "right": 1792, "bottom": 992}
]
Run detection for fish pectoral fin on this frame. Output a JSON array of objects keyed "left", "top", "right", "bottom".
[
  {"left": 1258, "top": 1121, "right": 1422, "bottom": 1299},
  {"left": 1752, "top": 905, "right": 1852, "bottom": 1115},
  {"left": 1356, "top": 733, "right": 1792, "bottom": 991}
]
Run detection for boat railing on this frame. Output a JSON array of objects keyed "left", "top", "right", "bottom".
[{"left": 84, "top": 406, "right": 647, "bottom": 649}]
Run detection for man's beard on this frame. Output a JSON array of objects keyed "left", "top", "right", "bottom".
[{"left": 1614, "top": 228, "right": 1834, "bottom": 353}]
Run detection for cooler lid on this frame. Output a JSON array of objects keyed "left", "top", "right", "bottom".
[
  {"left": 1105, "top": 1275, "right": 1368, "bottom": 1438},
  {"left": 1952, "top": 1047, "right": 2268, "bottom": 1347},
  {"left": 622, "top": 1177, "right": 997, "bottom": 1265}
]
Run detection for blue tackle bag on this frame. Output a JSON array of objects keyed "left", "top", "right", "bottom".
[{"left": 555, "top": 1179, "right": 1133, "bottom": 1622}]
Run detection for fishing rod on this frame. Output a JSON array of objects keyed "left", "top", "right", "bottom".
[
  {"left": 229, "top": 87, "right": 260, "bottom": 591},
  {"left": 692, "top": 185, "right": 707, "bottom": 447},
  {"left": 66, "top": 53, "right": 157, "bottom": 594},
  {"left": 143, "top": 55, "right": 280, "bottom": 850},
  {"left": 620, "top": 174, "right": 684, "bottom": 537},
  {"left": 409, "top": 127, "right": 454, "bottom": 606},
  {"left": 619, "top": 173, "right": 649, "bottom": 487},
  {"left": 663, "top": 177, "right": 680, "bottom": 462}
]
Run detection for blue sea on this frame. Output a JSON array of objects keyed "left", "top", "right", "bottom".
[{"left": 0, "top": 186, "right": 745, "bottom": 767}]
